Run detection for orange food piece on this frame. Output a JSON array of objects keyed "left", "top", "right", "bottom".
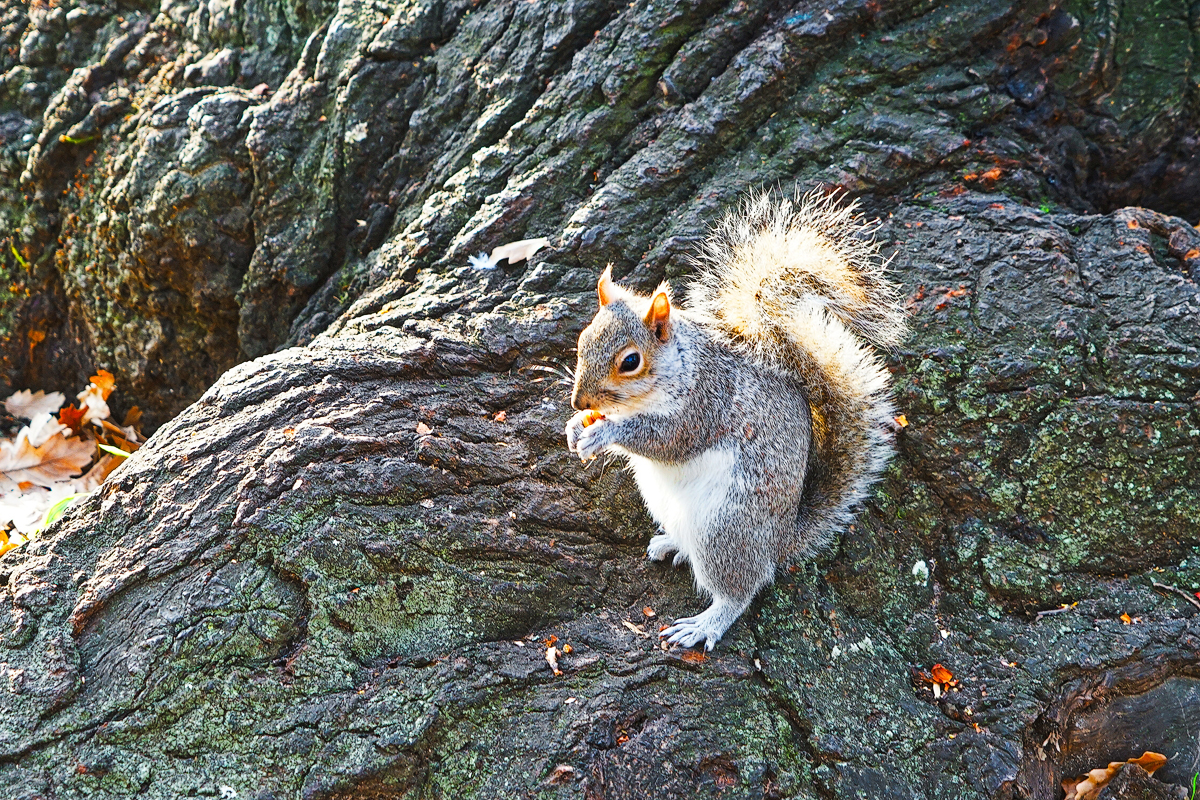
[{"left": 581, "top": 410, "right": 605, "bottom": 427}]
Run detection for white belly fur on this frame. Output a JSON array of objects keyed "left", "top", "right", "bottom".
[{"left": 623, "top": 446, "right": 739, "bottom": 560}]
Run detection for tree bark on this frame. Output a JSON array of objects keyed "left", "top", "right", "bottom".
[{"left": 1, "top": 0, "right": 1198, "bottom": 797}]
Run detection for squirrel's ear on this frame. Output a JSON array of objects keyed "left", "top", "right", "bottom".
[
  {"left": 597, "top": 264, "right": 616, "bottom": 306},
  {"left": 645, "top": 291, "right": 671, "bottom": 342}
]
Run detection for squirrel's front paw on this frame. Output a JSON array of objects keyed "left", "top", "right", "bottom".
[{"left": 566, "top": 411, "right": 613, "bottom": 461}]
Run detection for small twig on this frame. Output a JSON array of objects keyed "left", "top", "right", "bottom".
[
  {"left": 1034, "top": 604, "right": 1074, "bottom": 622},
  {"left": 1152, "top": 581, "right": 1200, "bottom": 611}
]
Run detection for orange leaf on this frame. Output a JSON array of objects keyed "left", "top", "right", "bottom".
[
  {"left": 1120, "top": 612, "right": 1132, "bottom": 624},
  {"left": 1129, "top": 752, "right": 1167, "bottom": 774},
  {"left": 642, "top": 606, "right": 656, "bottom": 618},
  {"left": 930, "top": 664, "right": 954, "bottom": 683},
  {"left": 0, "top": 529, "right": 23, "bottom": 557},
  {"left": 122, "top": 406, "right": 142, "bottom": 429},
  {"left": 57, "top": 404, "right": 86, "bottom": 432},
  {"left": 679, "top": 649, "right": 706, "bottom": 664},
  {"left": 90, "top": 369, "right": 115, "bottom": 400},
  {"left": 1063, "top": 752, "right": 1167, "bottom": 800},
  {"left": 980, "top": 167, "right": 1002, "bottom": 180}
]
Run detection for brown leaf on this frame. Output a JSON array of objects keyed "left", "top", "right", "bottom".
[
  {"left": 0, "top": 429, "right": 94, "bottom": 488},
  {"left": 642, "top": 606, "right": 656, "bottom": 618},
  {"left": 415, "top": 421, "right": 432, "bottom": 435},
  {"left": 1129, "top": 752, "right": 1167, "bottom": 774},
  {"left": 4, "top": 389, "right": 65, "bottom": 420},
  {"left": 1063, "top": 752, "right": 1167, "bottom": 800},
  {"left": 679, "top": 649, "right": 706, "bottom": 664},
  {"left": 122, "top": 406, "right": 143, "bottom": 429}
]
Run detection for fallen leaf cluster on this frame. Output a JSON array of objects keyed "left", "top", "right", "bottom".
[
  {"left": 1062, "top": 751, "right": 1167, "bottom": 800},
  {"left": 0, "top": 371, "right": 142, "bottom": 557}
]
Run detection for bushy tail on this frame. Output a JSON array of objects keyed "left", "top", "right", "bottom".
[{"left": 686, "top": 189, "right": 907, "bottom": 554}]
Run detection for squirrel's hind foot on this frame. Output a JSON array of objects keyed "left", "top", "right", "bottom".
[
  {"left": 660, "top": 596, "right": 751, "bottom": 651},
  {"left": 647, "top": 534, "right": 681, "bottom": 563}
]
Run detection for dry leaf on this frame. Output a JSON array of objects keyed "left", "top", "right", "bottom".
[
  {"left": 415, "top": 422, "right": 432, "bottom": 435},
  {"left": 0, "top": 429, "right": 94, "bottom": 489},
  {"left": 679, "top": 649, "right": 706, "bottom": 664},
  {"left": 930, "top": 664, "right": 954, "bottom": 684},
  {"left": 620, "top": 619, "right": 650, "bottom": 638},
  {"left": 980, "top": 167, "right": 1002, "bottom": 180},
  {"left": 1063, "top": 751, "right": 1167, "bottom": 800},
  {"left": 0, "top": 527, "right": 24, "bottom": 556},
  {"left": 642, "top": 606, "right": 656, "bottom": 618},
  {"left": 491, "top": 237, "right": 549, "bottom": 265},
  {"left": 57, "top": 404, "right": 86, "bottom": 432},
  {"left": 5, "top": 390, "right": 66, "bottom": 420},
  {"left": 90, "top": 369, "right": 115, "bottom": 400},
  {"left": 76, "top": 384, "right": 110, "bottom": 425},
  {"left": 75, "top": 455, "right": 119, "bottom": 492},
  {"left": 26, "top": 413, "right": 67, "bottom": 448}
]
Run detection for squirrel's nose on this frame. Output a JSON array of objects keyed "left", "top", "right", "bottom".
[{"left": 571, "top": 387, "right": 594, "bottom": 411}]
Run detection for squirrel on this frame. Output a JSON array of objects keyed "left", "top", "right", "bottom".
[{"left": 564, "top": 189, "right": 907, "bottom": 650}]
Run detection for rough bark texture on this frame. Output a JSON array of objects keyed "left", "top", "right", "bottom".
[{"left": 1, "top": 0, "right": 1199, "bottom": 798}]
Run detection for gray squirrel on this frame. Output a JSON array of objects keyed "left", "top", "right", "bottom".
[{"left": 565, "top": 190, "right": 907, "bottom": 650}]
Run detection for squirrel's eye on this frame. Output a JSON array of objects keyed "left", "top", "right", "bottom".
[{"left": 619, "top": 352, "right": 641, "bottom": 373}]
